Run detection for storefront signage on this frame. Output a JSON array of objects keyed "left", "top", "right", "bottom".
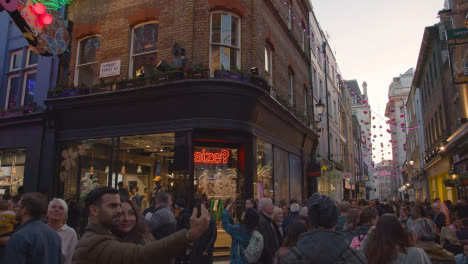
[
  {"left": 194, "top": 149, "right": 230, "bottom": 164},
  {"left": 100, "top": 60, "right": 121, "bottom": 78},
  {"left": 446, "top": 28, "right": 468, "bottom": 44},
  {"left": 342, "top": 172, "right": 351, "bottom": 180}
]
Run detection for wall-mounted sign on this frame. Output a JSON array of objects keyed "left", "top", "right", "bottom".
[
  {"left": 100, "top": 60, "right": 121, "bottom": 78},
  {"left": 194, "top": 149, "right": 230, "bottom": 164},
  {"left": 342, "top": 172, "right": 351, "bottom": 180}
]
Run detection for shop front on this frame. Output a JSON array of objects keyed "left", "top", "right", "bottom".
[
  {"left": 45, "top": 79, "right": 319, "bottom": 255},
  {"left": 427, "top": 157, "right": 456, "bottom": 202}
]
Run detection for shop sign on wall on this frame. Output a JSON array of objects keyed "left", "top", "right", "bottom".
[
  {"left": 194, "top": 149, "right": 230, "bottom": 165},
  {"left": 100, "top": 60, "right": 121, "bottom": 78}
]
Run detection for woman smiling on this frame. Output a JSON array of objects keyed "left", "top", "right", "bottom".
[{"left": 115, "top": 200, "right": 154, "bottom": 245}]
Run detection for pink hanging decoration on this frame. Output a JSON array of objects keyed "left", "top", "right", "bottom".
[
  {"left": 390, "top": 99, "right": 394, "bottom": 103},
  {"left": 373, "top": 125, "right": 376, "bottom": 128},
  {"left": 400, "top": 123, "right": 405, "bottom": 127},
  {"left": 372, "top": 116, "right": 375, "bottom": 120},
  {"left": 400, "top": 114, "right": 404, "bottom": 118},
  {"left": 363, "top": 99, "right": 367, "bottom": 104},
  {"left": 361, "top": 120, "right": 363, "bottom": 123},
  {"left": 364, "top": 110, "right": 368, "bottom": 114},
  {"left": 391, "top": 108, "right": 395, "bottom": 112},
  {"left": 391, "top": 117, "right": 396, "bottom": 121}
]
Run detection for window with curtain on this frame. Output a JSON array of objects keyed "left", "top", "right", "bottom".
[
  {"left": 130, "top": 23, "right": 159, "bottom": 78},
  {"left": 75, "top": 36, "right": 100, "bottom": 87},
  {"left": 210, "top": 13, "right": 240, "bottom": 75}
]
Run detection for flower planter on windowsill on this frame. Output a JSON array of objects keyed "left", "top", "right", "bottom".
[
  {"left": 92, "top": 83, "right": 115, "bottom": 93},
  {"left": 117, "top": 79, "right": 147, "bottom": 90},
  {"left": 150, "top": 71, "right": 184, "bottom": 84},
  {"left": 3, "top": 110, "right": 23, "bottom": 117},
  {"left": 185, "top": 70, "right": 209, "bottom": 79},
  {"left": 214, "top": 70, "right": 250, "bottom": 82}
]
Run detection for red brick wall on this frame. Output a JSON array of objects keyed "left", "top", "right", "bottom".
[{"left": 67, "top": 0, "right": 311, "bottom": 115}]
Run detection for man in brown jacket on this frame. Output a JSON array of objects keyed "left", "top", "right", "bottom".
[{"left": 72, "top": 187, "right": 210, "bottom": 264}]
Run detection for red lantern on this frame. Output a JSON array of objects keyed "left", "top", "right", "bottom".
[
  {"left": 365, "top": 122, "right": 369, "bottom": 125},
  {"left": 400, "top": 114, "right": 404, "bottom": 118},
  {"left": 390, "top": 98, "right": 394, "bottom": 103},
  {"left": 373, "top": 125, "right": 376, "bottom": 128},
  {"left": 33, "top": 3, "right": 46, "bottom": 15},
  {"left": 41, "top": 13, "right": 53, "bottom": 25},
  {"left": 364, "top": 110, "right": 368, "bottom": 114},
  {"left": 367, "top": 148, "right": 370, "bottom": 151},
  {"left": 391, "top": 117, "right": 396, "bottom": 121},
  {"left": 400, "top": 123, "right": 405, "bottom": 127},
  {"left": 363, "top": 99, "right": 367, "bottom": 104},
  {"left": 372, "top": 116, "right": 375, "bottom": 120},
  {"left": 361, "top": 120, "right": 363, "bottom": 123}
]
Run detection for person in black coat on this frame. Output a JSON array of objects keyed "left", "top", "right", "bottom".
[
  {"left": 282, "top": 203, "right": 300, "bottom": 235},
  {"left": 432, "top": 203, "right": 446, "bottom": 232},
  {"left": 257, "top": 198, "right": 279, "bottom": 264},
  {"left": 190, "top": 215, "right": 217, "bottom": 264}
]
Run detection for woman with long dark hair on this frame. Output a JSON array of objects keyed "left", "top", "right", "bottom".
[
  {"left": 361, "top": 214, "right": 431, "bottom": 264},
  {"left": 274, "top": 216, "right": 310, "bottom": 264},
  {"left": 222, "top": 200, "right": 260, "bottom": 264},
  {"left": 114, "top": 200, "right": 154, "bottom": 245}
]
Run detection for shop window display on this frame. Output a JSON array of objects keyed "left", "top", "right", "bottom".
[
  {"left": 256, "top": 139, "right": 273, "bottom": 199},
  {"left": 289, "top": 153, "right": 302, "bottom": 203},
  {"left": 0, "top": 148, "right": 25, "bottom": 195},
  {"left": 274, "top": 147, "right": 290, "bottom": 202}
]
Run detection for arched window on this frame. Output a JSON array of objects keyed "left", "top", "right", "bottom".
[
  {"left": 129, "top": 22, "right": 159, "bottom": 78},
  {"left": 75, "top": 35, "right": 100, "bottom": 87},
  {"left": 210, "top": 12, "right": 240, "bottom": 75}
]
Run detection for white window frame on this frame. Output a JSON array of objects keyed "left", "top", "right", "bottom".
[
  {"left": 25, "top": 48, "right": 38, "bottom": 68},
  {"left": 129, "top": 21, "right": 159, "bottom": 78},
  {"left": 209, "top": 12, "right": 241, "bottom": 74},
  {"left": 288, "top": 70, "right": 294, "bottom": 106},
  {"left": 265, "top": 45, "right": 273, "bottom": 84},
  {"left": 21, "top": 70, "right": 37, "bottom": 106},
  {"left": 74, "top": 35, "right": 100, "bottom": 86},
  {"left": 4, "top": 74, "right": 20, "bottom": 110},
  {"left": 10, "top": 50, "right": 22, "bottom": 71},
  {"left": 304, "top": 87, "right": 308, "bottom": 117}
]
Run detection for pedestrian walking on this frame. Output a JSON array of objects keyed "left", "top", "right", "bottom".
[
  {"left": 47, "top": 198, "right": 78, "bottom": 264},
  {"left": 433, "top": 203, "right": 447, "bottom": 232},
  {"left": 66, "top": 196, "right": 80, "bottom": 233},
  {"left": 222, "top": 201, "right": 260, "bottom": 264},
  {"left": 342, "top": 208, "right": 360, "bottom": 243},
  {"left": 258, "top": 198, "right": 280, "bottom": 264},
  {"left": 114, "top": 199, "right": 154, "bottom": 244},
  {"left": 118, "top": 181, "right": 130, "bottom": 201},
  {"left": 337, "top": 201, "right": 350, "bottom": 231},
  {"left": 272, "top": 206, "right": 284, "bottom": 245},
  {"left": 145, "top": 192, "right": 176, "bottom": 240},
  {"left": 449, "top": 217, "right": 462, "bottom": 232},
  {"left": 400, "top": 207, "right": 413, "bottom": 233},
  {"left": 189, "top": 197, "right": 217, "bottom": 264},
  {"left": 131, "top": 186, "right": 143, "bottom": 210},
  {"left": 282, "top": 194, "right": 366, "bottom": 264},
  {"left": 72, "top": 186, "right": 210, "bottom": 264},
  {"left": 412, "top": 218, "right": 456, "bottom": 264},
  {"left": 350, "top": 206, "right": 378, "bottom": 250},
  {"left": 282, "top": 203, "right": 300, "bottom": 235},
  {"left": 441, "top": 227, "right": 463, "bottom": 256},
  {"left": 361, "top": 214, "right": 431, "bottom": 264},
  {"left": 4, "top": 192, "right": 62, "bottom": 264},
  {"left": 274, "top": 216, "right": 310, "bottom": 264}
]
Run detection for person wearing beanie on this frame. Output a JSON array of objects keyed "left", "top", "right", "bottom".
[{"left": 282, "top": 194, "right": 366, "bottom": 264}]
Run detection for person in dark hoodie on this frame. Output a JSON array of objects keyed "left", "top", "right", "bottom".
[{"left": 282, "top": 193, "right": 367, "bottom": 264}]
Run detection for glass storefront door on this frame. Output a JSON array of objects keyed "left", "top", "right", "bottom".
[{"left": 0, "top": 148, "right": 26, "bottom": 196}]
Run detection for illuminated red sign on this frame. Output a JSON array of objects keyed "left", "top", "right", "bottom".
[{"left": 194, "top": 149, "right": 230, "bottom": 164}]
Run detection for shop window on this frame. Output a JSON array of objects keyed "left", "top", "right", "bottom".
[
  {"left": 26, "top": 49, "right": 38, "bottom": 67},
  {"left": 0, "top": 148, "right": 26, "bottom": 195},
  {"left": 256, "top": 139, "right": 273, "bottom": 200},
  {"left": 288, "top": 70, "right": 294, "bottom": 106},
  {"left": 274, "top": 147, "right": 289, "bottom": 202},
  {"left": 75, "top": 36, "right": 100, "bottom": 88},
  {"left": 289, "top": 154, "right": 301, "bottom": 203},
  {"left": 129, "top": 23, "right": 159, "bottom": 78},
  {"left": 10, "top": 50, "right": 22, "bottom": 71},
  {"left": 265, "top": 45, "right": 273, "bottom": 84},
  {"left": 210, "top": 13, "right": 240, "bottom": 75},
  {"left": 5, "top": 74, "right": 21, "bottom": 110}
]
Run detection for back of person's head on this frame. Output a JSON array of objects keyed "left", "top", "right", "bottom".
[
  {"left": 21, "top": 192, "right": 47, "bottom": 219},
  {"left": 411, "top": 206, "right": 422, "bottom": 219},
  {"left": 338, "top": 201, "right": 350, "bottom": 213},
  {"left": 258, "top": 198, "right": 272, "bottom": 213},
  {"left": 85, "top": 186, "right": 119, "bottom": 213},
  {"left": 462, "top": 218, "right": 468, "bottom": 228},
  {"left": 0, "top": 199, "right": 8, "bottom": 211},
  {"left": 359, "top": 206, "right": 378, "bottom": 226},
  {"left": 440, "top": 227, "right": 461, "bottom": 245},
  {"left": 412, "top": 218, "right": 437, "bottom": 242},
  {"left": 358, "top": 199, "right": 368, "bottom": 207},
  {"left": 155, "top": 192, "right": 170, "bottom": 204},
  {"left": 344, "top": 209, "right": 360, "bottom": 231},
  {"left": 299, "top": 207, "right": 308, "bottom": 217},
  {"left": 366, "top": 214, "right": 412, "bottom": 264},
  {"left": 243, "top": 208, "right": 259, "bottom": 233},
  {"left": 290, "top": 203, "right": 300, "bottom": 213},
  {"left": 307, "top": 193, "right": 338, "bottom": 229},
  {"left": 282, "top": 216, "right": 311, "bottom": 248}
]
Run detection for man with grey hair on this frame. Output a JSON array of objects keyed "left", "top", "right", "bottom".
[
  {"left": 257, "top": 198, "right": 279, "bottom": 264},
  {"left": 431, "top": 203, "right": 446, "bottom": 232},
  {"left": 412, "top": 218, "right": 454, "bottom": 262},
  {"left": 283, "top": 203, "right": 300, "bottom": 234}
]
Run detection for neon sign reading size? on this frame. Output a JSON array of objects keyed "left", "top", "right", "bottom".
[{"left": 194, "top": 149, "right": 230, "bottom": 164}]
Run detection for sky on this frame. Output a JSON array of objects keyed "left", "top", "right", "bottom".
[{"left": 310, "top": 0, "right": 444, "bottom": 164}]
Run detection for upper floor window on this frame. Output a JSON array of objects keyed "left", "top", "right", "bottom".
[
  {"left": 5, "top": 49, "right": 37, "bottom": 110},
  {"left": 130, "top": 22, "right": 159, "bottom": 78},
  {"left": 286, "top": 1, "right": 291, "bottom": 29},
  {"left": 265, "top": 45, "right": 273, "bottom": 84},
  {"left": 10, "top": 50, "right": 22, "bottom": 71},
  {"left": 288, "top": 70, "right": 294, "bottom": 106},
  {"left": 303, "top": 87, "right": 308, "bottom": 117},
  {"left": 210, "top": 13, "right": 240, "bottom": 75},
  {"left": 302, "top": 26, "right": 307, "bottom": 51},
  {"left": 75, "top": 36, "right": 100, "bottom": 87}
]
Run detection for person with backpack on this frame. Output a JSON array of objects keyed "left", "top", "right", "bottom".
[
  {"left": 222, "top": 200, "right": 262, "bottom": 264},
  {"left": 350, "top": 206, "right": 378, "bottom": 249}
]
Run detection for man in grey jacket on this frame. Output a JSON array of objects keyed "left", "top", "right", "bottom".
[{"left": 145, "top": 192, "right": 176, "bottom": 240}]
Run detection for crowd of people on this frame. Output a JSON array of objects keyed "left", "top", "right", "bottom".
[{"left": 3, "top": 180, "right": 468, "bottom": 264}]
